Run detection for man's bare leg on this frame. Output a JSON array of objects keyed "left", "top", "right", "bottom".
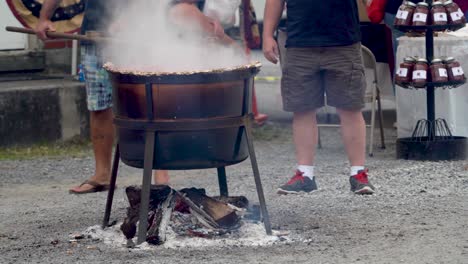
[
  {"left": 70, "top": 108, "right": 114, "bottom": 192},
  {"left": 336, "top": 108, "right": 366, "bottom": 166},
  {"left": 153, "top": 170, "right": 170, "bottom": 185},
  {"left": 293, "top": 110, "right": 318, "bottom": 166},
  {"left": 277, "top": 110, "right": 319, "bottom": 194},
  {"left": 337, "top": 108, "right": 375, "bottom": 194}
]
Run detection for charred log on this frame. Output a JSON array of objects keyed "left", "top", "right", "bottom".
[
  {"left": 121, "top": 186, "right": 244, "bottom": 244},
  {"left": 120, "top": 185, "right": 172, "bottom": 240},
  {"left": 212, "top": 196, "right": 249, "bottom": 209},
  {"left": 146, "top": 190, "right": 176, "bottom": 245},
  {"left": 179, "top": 188, "right": 240, "bottom": 229}
]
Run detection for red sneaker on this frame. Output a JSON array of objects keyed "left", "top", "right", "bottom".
[
  {"left": 350, "top": 169, "right": 375, "bottom": 195},
  {"left": 277, "top": 170, "right": 318, "bottom": 195}
]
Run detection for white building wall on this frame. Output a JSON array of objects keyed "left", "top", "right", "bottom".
[{"left": 0, "top": 1, "right": 27, "bottom": 50}]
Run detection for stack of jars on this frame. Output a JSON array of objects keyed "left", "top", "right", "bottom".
[
  {"left": 395, "top": 56, "right": 466, "bottom": 87},
  {"left": 394, "top": 0, "right": 466, "bottom": 27}
]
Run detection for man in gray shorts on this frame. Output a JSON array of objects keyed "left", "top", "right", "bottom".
[{"left": 263, "top": 0, "right": 375, "bottom": 195}]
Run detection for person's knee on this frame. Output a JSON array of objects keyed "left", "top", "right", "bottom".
[
  {"left": 293, "top": 110, "right": 318, "bottom": 125},
  {"left": 336, "top": 108, "right": 363, "bottom": 120}
]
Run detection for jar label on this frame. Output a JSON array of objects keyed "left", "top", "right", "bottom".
[
  {"left": 396, "top": 10, "right": 409, "bottom": 20},
  {"left": 434, "top": 12, "right": 448, "bottom": 22},
  {"left": 413, "top": 70, "right": 427, "bottom": 80},
  {"left": 452, "top": 67, "right": 465, "bottom": 76},
  {"left": 438, "top": 68, "right": 448, "bottom": 77},
  {"left": 397, "top": 68, "right": 408, "bottom": 77},
  {"left": 413, "top": 13, "right": 427, "bottom": 22},
  {"left": 450, "top": 9, "right": 464, "bottom": 21}
]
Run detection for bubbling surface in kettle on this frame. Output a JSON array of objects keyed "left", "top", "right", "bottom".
[
  {"left": 103, "top": 0, "right": 251, "bottom": 74},
  {"left": 103, "top": 61, "right": 261, "bottom": 76}
]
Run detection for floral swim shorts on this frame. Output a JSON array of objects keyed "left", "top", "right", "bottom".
[{"left": 80, "top": 45, "right": 113, "bottom": 111}]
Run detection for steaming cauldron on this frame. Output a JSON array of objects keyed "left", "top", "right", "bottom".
[
  {"left": 102, "top": 63, "right": 272, "bottom": 243},
  {"left": 105, "top": 63, "right": 261, "bottom": 170}
]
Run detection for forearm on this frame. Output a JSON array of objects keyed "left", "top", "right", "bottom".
[
  {"left": 39, "top": 0, "right": 61, "bottom": 20},
  {"left": 170, "top": 3, "right": 234, "bottom": 44},
  {"left": 263, "top": 0, "right": 285, "bottom": 39}
]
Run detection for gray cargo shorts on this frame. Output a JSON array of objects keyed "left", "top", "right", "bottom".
[{"left": 280, "top": 42, "right": 366, "bottom": 112}]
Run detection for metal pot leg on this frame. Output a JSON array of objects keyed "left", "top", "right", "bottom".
[
  {"left": 136, "top": 131, "right": 156, "bottom": 244},
  {"left": 217, "top": 167, "right": 228, "bottom": 197},
  {"left": 102, "top": 144, "right": 120, "bottom": 228},
  {"left": 244, "top": 118, "right": 272, "bottom": 235}
]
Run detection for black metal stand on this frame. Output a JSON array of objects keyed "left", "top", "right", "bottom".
[
  {"left": 102, "top": 79, "right": 272, "bottom": 244},
  {"left": 102, "top": 144, "right": 120, "bottom": 228},
  {"left": 217, "top": 167, "right": 228, "bottom": 197},
  {"left": 426, "top": 28, "right": 436, "bottom": 137},
  {"left": 396, "top": 1, "right": 468, "bottom": 160}
]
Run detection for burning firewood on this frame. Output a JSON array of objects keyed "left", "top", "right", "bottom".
[
  {"left": 120, "top": 185, "right": 172, "bottom": 240},
  {"left": 121, "top": 186, "right": 247, "bottom": 245},
  {"left": 146, "top": 190, "right": 176, "bottom": 245},
  {"left": 212, "top": 196, "right": 249, "bottom": 209},
  {"left": 179, "top": 188, "right": 241, "bottom": 229}
]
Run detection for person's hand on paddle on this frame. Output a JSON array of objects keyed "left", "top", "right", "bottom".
[
  {"left": 207, "top": 17, "right": 238, "bottom": 47},
  {"left": 35, "top": 19, "right": 56, "bottom": 41},
  {"left": 263, "top": 36, "right": 279, "bottom": 64},
  {"left": 208, "top": 16, "right": 224, "bottom": 40}
]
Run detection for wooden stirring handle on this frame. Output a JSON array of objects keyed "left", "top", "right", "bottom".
[{"left": 5, "top": 26, "right": 110, "bottom": 43}]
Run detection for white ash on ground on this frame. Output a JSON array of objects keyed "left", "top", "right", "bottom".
[
  {"left": 81, "top": 222, "right": 296, "bottom": 250},
  {"left": 80, "top": 185, "right": 297, "bottom": 250}
]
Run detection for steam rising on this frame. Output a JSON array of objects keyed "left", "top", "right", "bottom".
[{"left": 104, "top": 0, "right": 249, "bottom": 73}]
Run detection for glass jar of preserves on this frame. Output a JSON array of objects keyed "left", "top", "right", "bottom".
[
  {"left": 444, "top": 57, "right": 466, "bottom": 82},
  {"left": 396, "top": 57, "right": 416, "bottom": 84},
  {"left": 395, "top": 2, "right": 417, "bottom": 26},
  {"left": 431, "top": 1, "right": 448, "bottom": 26},
  {"left": 444, "top": 0, "right": 467, "bottom": 25},
  {"left": 412, "top": 2, "right": 429, "bottom": 26},
  {"left": 430, "top": 59, "right": 448, "bottom": 83},
  {"left": 412, "top": 58, "right": 429, "bottom": 87}
]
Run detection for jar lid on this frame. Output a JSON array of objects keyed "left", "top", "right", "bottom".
[
  {"left": 404, "top": 57, "right": 416, "bottom": 62},
  {"left": 417, "top": 58, "right": 428, "bottom": 63},
  {"left": 444, "top": 0, "right": 454, "bottom": 5},
  {"left": 406, "top": 1, "right": 417, "bottom": 7},
  {"left": 417, "top": 2, "right": 429, "bottom": 6},
  {"left": 432, "top": 1, "right": 444, "bottom": 6},
  {"left": 431, "top": 58, "right": 443, "bottom": 64},
  {"left": 443, "top": 57, "right": 455, "bottom": 63}
]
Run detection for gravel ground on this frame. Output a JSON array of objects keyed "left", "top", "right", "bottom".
[{"left": 1, "top": 126, "right": 467, "bottom": 264}]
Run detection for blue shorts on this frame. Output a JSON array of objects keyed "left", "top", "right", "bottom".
[{"left": 80, "top": 45, "right": 113, "bottom": 111}]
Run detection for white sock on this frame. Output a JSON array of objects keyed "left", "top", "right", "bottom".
[
  {"left": 350, "top": 166, "right": 365, "bottom": 176},
  {"left": 297, "top": 165, "right": 314, "bottom": 179}
]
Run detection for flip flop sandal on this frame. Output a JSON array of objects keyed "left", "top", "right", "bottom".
[{"left": 69, "top": 180, "right": 112, "bottom": 195}]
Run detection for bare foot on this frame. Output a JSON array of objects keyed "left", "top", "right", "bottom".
[{"left": 254, "top": 113, "right": 268, "bottom": 126}]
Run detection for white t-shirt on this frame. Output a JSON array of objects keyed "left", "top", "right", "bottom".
[{"left": 203, "top": 0, "right": 241, "bottom": 27}]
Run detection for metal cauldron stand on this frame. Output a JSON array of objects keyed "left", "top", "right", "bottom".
[{"left": 101, "top": 83, "right": 272, "bottom": 244}]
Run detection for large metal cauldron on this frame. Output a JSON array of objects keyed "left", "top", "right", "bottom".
[{"left": 105, "top": 63, "right": 261, "bottom": 170}]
